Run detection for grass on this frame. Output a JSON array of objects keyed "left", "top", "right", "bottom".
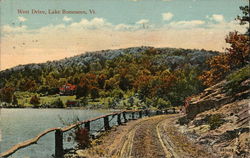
[
  {"left": 40, "top": 95, "right": 76, "bottom": 104},
  {"left": 225, "top": 65, "right": 250, "bottom": 94},
  {"left": 16, "top": 91, "right": 76, "bottom": 107},
  {"left": 14, "top": 90, "right": 150, "bottom": 109},
  {"left": 226, "top": 65, "right": 250, "bottom": 82}
]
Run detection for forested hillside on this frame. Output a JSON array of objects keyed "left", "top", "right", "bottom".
[{"left": 0, "top": 47, "right": 218, "bottom": 108}]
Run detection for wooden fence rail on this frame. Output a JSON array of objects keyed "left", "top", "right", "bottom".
[{"left": 0, "top": 108, "right": 178, "bottom": 158}]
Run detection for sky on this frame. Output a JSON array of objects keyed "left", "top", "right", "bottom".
[{"left": 0, "top": 0, "right": 248, "bottom": 70}]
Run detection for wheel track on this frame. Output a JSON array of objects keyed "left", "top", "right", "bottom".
[
  {"left": 119, "top": 115, "right": 172, "bottom": 158},
  {"left": 78, "top": 114, "right": 212, "bottom": 158}
]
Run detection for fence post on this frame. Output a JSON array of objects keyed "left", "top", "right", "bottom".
[
  {"left": 139, "top": 111, "right": 142, "bottom": 118},
  {"left": 117, "top": 113, "right": 122, "bottom": 125},
  {"left": 55, "top": 129, "right": 63, "bottom": 158},
  {"left": 131, "top": 112, "right": 135, "bottom": 120},
  {"left": 173, "top": 108, "right": 175, "bottom": 113},
  {"left": 123, "top": 112, "right": 127, "bottom": 123},
  {"left": 145, "top": 110, "right": 149, "bottom": 116},
  {"left": 104, "top": 116, "right": 110, "bottom": 131},
  {"left": 165, "top": 109, "right": 168, "bottom": 114},
  {"left": 85, "top": 121, "right": 90, "bottom": 132}
]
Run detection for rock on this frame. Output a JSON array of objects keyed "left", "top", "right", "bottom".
[
  {"left": 179, "top": 74, "right": 250, "bottom": 157},
  {"left": 236, "top": 132, "right": 249, "bottom": 157}
]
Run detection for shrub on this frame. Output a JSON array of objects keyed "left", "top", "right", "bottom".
[
  {"left": 59, "top": 116, "right": 91, "bottom": 149},
  {"left": 111, "top": 89, "right": 124, "bottom": 99},
  {"left": 128, "top": 97, "right": 134, "bottom": 106},
  {"left": 108, "top": 97, "right": 120, "bottom": 109},
  {"left": 90, "top": 87, "right": 99, "bottom": 100},
  {"left": 157, "top": 98, "right": 171, "bottom": 109},
  {"left": 66, "top": 100, "right": 78, "bottom": 107},
  {"left": 178, "top": 116, "right": 190, "bottom": 125},
  {"left": 79, "top": 97, "right": 88, "bottom": 106},
  {"left": 74, "top": 127, "right": 91, "bottom": 149},
  {"left": 12, "top": 95, "right": 18, "bottom": 105},
  {"left": 145, "top": 97, "right": 153, "bottom": 107},
  {"left": 225, "top": 65, "right": 250, "bottom": 93},
  {"left": 208, "top": 114, "right": 224, "bottom": 130},
  {"left": 30, "top": 95, "right": 40, "bottom": 107},
  {"left": 51, "top": 98, "right": 64, "bottom": 108}
]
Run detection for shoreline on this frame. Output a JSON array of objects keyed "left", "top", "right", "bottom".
[{"left": 0, "top": 106, "right": 129, "bottom": 111}]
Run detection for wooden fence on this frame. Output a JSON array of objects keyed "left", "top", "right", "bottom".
[{"left": 0, "top": 108, "right": 177, "bottom": 158}]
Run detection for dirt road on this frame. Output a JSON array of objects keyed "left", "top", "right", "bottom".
[
  {"left": 119, "top": 116, "right": 168, "bottom": 158},
  {"left": 67, "top": 114, "right": 214, "bottom": 158}
]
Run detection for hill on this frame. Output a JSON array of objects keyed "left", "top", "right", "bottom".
[{"left": 0, "top": 46, "right": 219, "bottom": 108}]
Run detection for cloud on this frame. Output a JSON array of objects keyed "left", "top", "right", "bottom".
[
  {"left": 1, "top": 17, "right": 247, "bottom": 70},
  {"left": 136, "top": 19, "right": 149, "bottom": 24},
  {"left": 207, "top": 14, "right": 224, "bottom": 23},
  {"left": 169, "top": 20, "right": 205, "bottom": 28},
  {"left": 18, "top": 16, "right": 27, "bottom": 22},
  {"left": 114, "top": 24, "right": 137, "bottom": 30},
  {"left": 70, "top": 18, "right": 112, "bottom": 29},
  {"left": 63, "top": 16, "right": 73, "bottom": 22},
  {"left": 162, "top": 0, "right": 173, "bottom": 1},
  {"left": 39, "top": 24, "right": 66, "bottom": 33},
  {"left": 162, "top": 12, "right": 173, "bottom": 21},
  {"left": 2, "top": 25, "right": 27, "bottom": 33}
]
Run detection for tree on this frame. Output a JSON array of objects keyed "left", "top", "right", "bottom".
[
  {"left": 226, "top": 4, "right": 250, "bottom": 68},
  {"left": 19, "top": 78, "right": 37, "bottom": 92},
  {"left": 157, "top": 98, "right": 171, "bottom": 109},
  {"left": 76, "top": 75, "right": 89, "bottom": 99},
  {"left": 104, "top": 77, "right": 119, "bottom": 90},
  {"left": 199, "top": 54, "right": 231, "bottom": 86},
  {"left": 200, "top": 3, "right": 250, "bottom": 86},
  {"left": 51, "top": 98, "right": 64, "bottom": 108},
  {"left": 0, "top": 87, "right": 15, "bottom": 103},
  {"left": 97, "top": 74, "right": 107, "bottom": 89},
  {"left": 236, "top": 5, "right": 250, "bottom": 34},
  {"left": 90, "top": 87, "right": 99, "bottom": 100},
  {"left": 12, "top": 95, "right": 18, "bottom": 105},
  {"left": 225, "top": 31, "right": 250, "bottom": 68},
  {"left": 119, "top": 75, "right": 131, "bottom": 91},
  {"left": 30, "top": 95, "right": 40, "bottom": 107},
  {"left": 111, "top": 89, "right": 124, "bottom": 99},
  {"left": 128, "top": 97, "right": 134, "bottom": 106}
]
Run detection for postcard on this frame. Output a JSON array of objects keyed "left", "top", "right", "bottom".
[{"left": 0, "top": 0, "right": 249, "bottom": 158}]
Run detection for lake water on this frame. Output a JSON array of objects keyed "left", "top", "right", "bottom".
[{"left": 0, "top": 108, "right": 122, "bottom": 158}]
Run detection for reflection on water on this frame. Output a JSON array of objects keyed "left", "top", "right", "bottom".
[{"left": 0, "top": 108, "right": 112, "bottom": 158}]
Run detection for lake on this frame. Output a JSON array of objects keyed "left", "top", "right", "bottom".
[{"left": 0, "top": 108, "right": 121, "bottom": 158}]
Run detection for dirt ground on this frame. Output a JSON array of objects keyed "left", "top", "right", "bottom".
[{"left": 65, "top": 114, "right": 216, "bottom": 158}]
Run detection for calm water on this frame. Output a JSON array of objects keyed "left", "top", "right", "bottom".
[{"left": 0, "top": 108, "right": 118, "bottom": 158}]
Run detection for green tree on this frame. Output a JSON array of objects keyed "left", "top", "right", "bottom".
[
  {"left": 90, "top": 87, "right": 99, "bottom": 100},
  {"left": 51, "top": 98, "right": 64, "bottom": 108},
  {"left": 12, "top": 95, "right": 18, "bottom": 105},
  {"left": 157, "top": 98, "right": 171, "bottom": 109}
]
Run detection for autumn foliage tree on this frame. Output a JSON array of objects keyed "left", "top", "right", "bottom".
[
  {"left": 76, "top": 75, "right": 90, "bottom": 99},
  {"left": 225, "top": 31, "right": 250, "bottom": 68},
  {"left": 30, "top": 95, "right": 40, "bottom": 107},
  {"left": 199, "top": 54, "right": 231, "bottom": 86},
  {"left": 200, "top": 4, "right": 250, "bottom": 86},
  {"left": 0, "top": 87, "right": 15, "bottom": 103}
]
